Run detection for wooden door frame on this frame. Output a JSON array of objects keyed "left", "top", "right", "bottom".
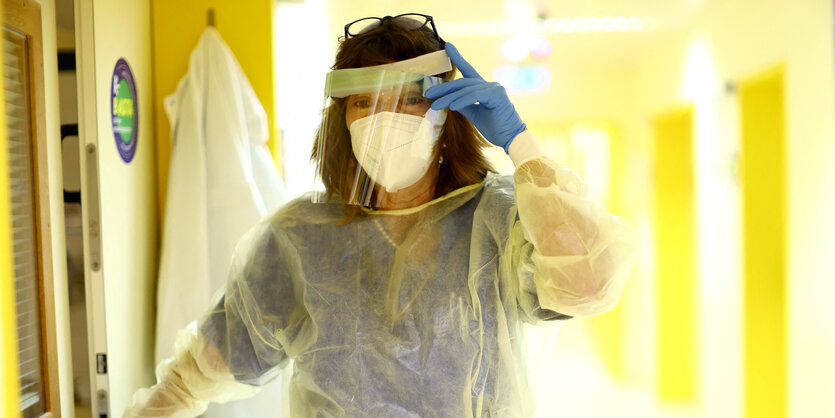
[{"left": 3, "top": 0, "right": 60, "bottom": 415}]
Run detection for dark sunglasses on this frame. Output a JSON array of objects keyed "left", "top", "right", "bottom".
[{"left": 344, "top": 13, "right": 445, "bottom": 45}]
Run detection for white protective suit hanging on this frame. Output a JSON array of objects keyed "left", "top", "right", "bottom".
[{"left": 154, "top": 27, "right": 286, "bottom": 418}]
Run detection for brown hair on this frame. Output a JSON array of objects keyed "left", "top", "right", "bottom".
[{"left": 311, "top": 17, "right": 494, "bottom": 220}]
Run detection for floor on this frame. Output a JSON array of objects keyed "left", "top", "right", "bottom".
[{"left": 528, "top": 321, "right": 702, "bottom": 418}]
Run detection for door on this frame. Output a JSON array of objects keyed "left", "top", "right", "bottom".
[
  {"left": 739, "top": 65, "right": 786, "bottom": 418},
  {"left": 652, "top": 106, "right": 697, "bottom": 402},
  {"left": 74, "top": 0, "right": 156, "bottom": 416}
]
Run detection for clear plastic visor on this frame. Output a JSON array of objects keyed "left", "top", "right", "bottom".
[{"left": 313, "top": 68, "right": 448, "bottom": 208}]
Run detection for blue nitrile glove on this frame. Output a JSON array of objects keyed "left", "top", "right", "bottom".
[{"left": 425, "top": 43, "right": 526, "bottom": 153}]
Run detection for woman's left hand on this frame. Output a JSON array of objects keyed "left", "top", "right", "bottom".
[{"left": 424, "top": 43, "right": 526, "bottom": 153}]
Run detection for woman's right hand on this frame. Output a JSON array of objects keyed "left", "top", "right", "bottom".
[{"left": 122, "top": 326, "right": 260, "bottom": 417}]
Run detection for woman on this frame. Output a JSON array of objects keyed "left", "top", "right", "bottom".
[{"left": 125, "top": 14, "right": 636, "bottom": 418}]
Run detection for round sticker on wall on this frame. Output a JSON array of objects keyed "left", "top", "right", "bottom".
[{"left": 111, "top": 58, "right": 138, "bottom": 163}]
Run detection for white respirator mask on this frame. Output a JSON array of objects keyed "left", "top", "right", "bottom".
[{"left": 350, "top": 110, "right": 446, "bottom": 192}]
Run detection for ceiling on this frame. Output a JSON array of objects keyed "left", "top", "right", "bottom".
[
  {"left": 320, "top": 0, "right": 712, "bottom": 120},
  {"left": 324, "top": 0, "right": 710, "bottom": 67},
  {"left": 326, "top": 0, "right": 708, "bottom": 29}
]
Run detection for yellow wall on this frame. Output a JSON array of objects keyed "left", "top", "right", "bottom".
[
  {"left": 588, "top": 123, "right": 628, "bottom": 381},
  {"left": 652, "top": 106, "right": 696, "bottom": 401},
  {"left": 740, "top": 66, "right": 786, "bottom": 418},
  {"left": 151, "top": 0, "right": 277, "bottom": 218}
]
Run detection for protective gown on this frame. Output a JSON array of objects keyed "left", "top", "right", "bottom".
[{"left": 125, "top": 145, "right": 636, "bottom": 417}]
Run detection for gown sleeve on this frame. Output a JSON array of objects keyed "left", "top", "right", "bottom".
[
  {"left": 507, "top": 131, "right": 637, "bottom": 319},
  {"left": 123, "top": 222, "right": 296, "bottom": 418}
]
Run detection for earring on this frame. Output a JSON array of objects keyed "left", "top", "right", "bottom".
[{"left": 439, "top": 143, "right": 447, "bottom": 165}]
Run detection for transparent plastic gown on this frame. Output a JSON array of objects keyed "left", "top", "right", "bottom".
[{"left": 124, "top": 155, "right": 636, "bottom": 418}]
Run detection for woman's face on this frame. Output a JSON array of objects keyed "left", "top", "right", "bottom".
[{"left": 344, "top": 84, "right": 432, "bottom": 129}]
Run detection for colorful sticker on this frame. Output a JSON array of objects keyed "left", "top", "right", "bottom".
[{"left": 111, "top": 58, "right": 138, "bottom": 163}]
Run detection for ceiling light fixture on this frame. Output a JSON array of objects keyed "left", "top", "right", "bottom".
[{"left": 440, "top": 16, "right": 656, "bottom": 37}]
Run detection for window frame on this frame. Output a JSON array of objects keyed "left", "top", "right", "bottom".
[{"left": 3, "top": 0, "right": 60, "bottom": 416}]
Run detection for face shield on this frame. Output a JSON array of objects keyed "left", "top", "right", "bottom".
[{"left": 313, "top": 51, "right": 452, "bottom": 208}]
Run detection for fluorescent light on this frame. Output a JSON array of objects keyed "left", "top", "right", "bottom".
[
  {"left": 493, "top": 65, "right": 552, "bottom": 93},
  {"left": 502, "top": 36, "right": 530, "bottom": 62},
  {"left": 440, "top": 16, "right": 655, "bottom": 37}
]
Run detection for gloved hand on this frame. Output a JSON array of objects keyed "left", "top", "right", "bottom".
[{"left": 425, "top": 43, "right": 526, "bottom": 153}]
